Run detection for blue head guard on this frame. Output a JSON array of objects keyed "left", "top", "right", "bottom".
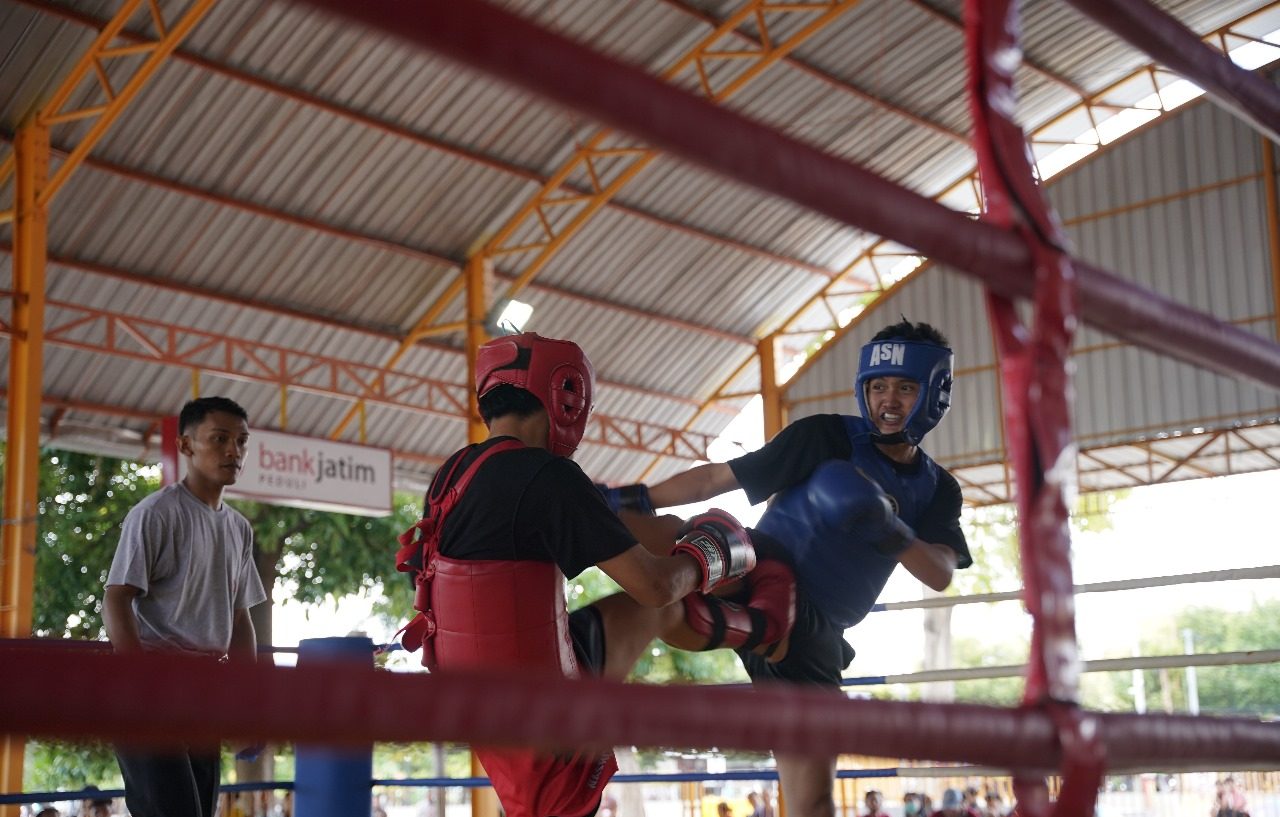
[{"left": 855, "top": 339, "right": 953, "bottom": 445}]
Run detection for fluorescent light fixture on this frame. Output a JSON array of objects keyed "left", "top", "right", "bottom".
[{"left": 487, "top": 298, "right": 534, "bottom": 335}]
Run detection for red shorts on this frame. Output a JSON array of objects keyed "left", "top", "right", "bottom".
[{"left": 477, "top": 745, "right": 617, "bottom": 817}]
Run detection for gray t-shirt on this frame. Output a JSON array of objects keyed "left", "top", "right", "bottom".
[{"left": 107, "top": 482, "right": 267, "bottom": 655}]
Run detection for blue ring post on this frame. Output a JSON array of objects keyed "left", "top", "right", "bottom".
[{"left": 295, "top": 637, "right": 374, "bottom": 817}]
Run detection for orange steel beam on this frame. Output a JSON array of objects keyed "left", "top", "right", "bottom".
[
  {"left": 0, "top": 0, "right": 218, "bottom": 223},
  {"left": 1, "top": 391, "right": 447, "bottom": 471},
  {"left": 898, "top": 0, "right": 1091, "bottom": 98},
  {"left": 955, "top": 407, "right": 1280, "bottom": 468},
  {"left": 465, "top": 256, "right": 489, "bottom": 445},
  {"left": 0, "top": 244, "right": 725, "bottom": 417},
  {"left": 636, "top": 352, "right": 759, "bottom": 482},
  {"left": 0, "top": 121, "right": 48, "bottom": 817},
  {"left": 329, "top": 0, "right": 863, "bottom": 439},
  {"left": 7, "top": 0, "right": 842, "bottom": 284},
  {"left": 948, "top": 417, "right": 1280, "bottom": 507},
  {"left": 1060, "top": 171, "right": 1264, "bottom": 227},
  {"left": 466, "top": 265, "right": 496, "bottom": 817},
  {"left": 1265, "top": 136, "right": 1280, "bottom": 341},
  {"left": 773, "top": 4, "right": 1280, "bottom": 398},
  {"left": 759, "top": 333, "right": 784, "bottom": 439},
  {"left": 783, "top": 313, "right": 1276, "bottom": 408},
  {"left": 0, "top": 296, "right": 718, "bottom": 462},
  {"left": 624, "top": 1, "right": 1274, "bottom": 481},
  {"left": 465, "top": 0, "right": 861, "bottom": 324},
  {"left": 1078, "top": 449, "right": 1148, "bottom": 487},
  {"left": 21, "top": 143, "right": 753, "bottom": 347},
  {"left": 657, "top": 0, "right": 968, "bottom": 145}
]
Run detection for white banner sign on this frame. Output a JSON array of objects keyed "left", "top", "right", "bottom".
[{"left": 164, "top": 420, "right": 393, "bottom": 516}]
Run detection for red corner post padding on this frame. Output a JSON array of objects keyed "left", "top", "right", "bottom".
[{"left": 964, "top": 1, "right": 1105, "bottom": 816}]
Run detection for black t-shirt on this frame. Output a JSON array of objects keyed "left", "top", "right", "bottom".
[
  {"left": 729, "top": 414, "right": 971, "bottom": 565},
  {"left": 435, "top": 437, "right": 638, "bottom": 579}
]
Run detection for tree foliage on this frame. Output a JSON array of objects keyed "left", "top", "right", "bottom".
[
  {"left": 30, "top": 449, "right": 160, "bottom": 639},
  {"left": 21, "top": 444, "right": 423, "bottom": 640},
  {"left": 954, "top": 490, "right": 1127, "bottom": 599},
  {"left": 1104, "top": 600, "right": 1280, "bottom": 718},
  {"left": 19, "top": 444, "right": 424, "bottom": 790},
  {"left": 229, "top": 493, "right": 422, "bottom": 609}
]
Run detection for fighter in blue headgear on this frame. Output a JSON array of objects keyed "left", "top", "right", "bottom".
[
  {"left": 595, "top": 317, "right": 971, "bottom": 817},
  {"left": 855, "top": 326, "right": 954, "bottom": 446}
]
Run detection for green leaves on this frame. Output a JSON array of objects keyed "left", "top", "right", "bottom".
[
  {"left": 30, "top": 450, "right": 160, "bottom": 640},
  {"left": 229, "top": 493, "right": 422, "bottom": 610}
]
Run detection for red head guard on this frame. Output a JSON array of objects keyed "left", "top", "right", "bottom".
[{"left": 475, "top": 333, "right": 595, "bottom": 457}]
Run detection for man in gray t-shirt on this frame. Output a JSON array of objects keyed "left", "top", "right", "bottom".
[{"left": 104, "top": 396, "right": 266, "bottom": 817}]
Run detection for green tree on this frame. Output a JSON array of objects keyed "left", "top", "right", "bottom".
[
  {"left": 19, "top": 444, "right": 423, "bottom": 790},
  {"left": 228, "top": 493, "right": 422, "bottom": 651},
  {"left": 1106, "top": 600, "right": 1280, "bottom": 718},
  {"left": 946, "top": 635, "right": 1028, "bottom": 706},
  {"left": 30, "top": 450, "right": 160, "bottom": 639}
]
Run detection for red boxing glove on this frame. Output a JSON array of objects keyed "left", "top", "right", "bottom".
[
  {"left": 673, "top": 508, "right": 757, "bottom": 594},
  {"left": 682, "top": 558, "right": 796, "bottom": 653}
]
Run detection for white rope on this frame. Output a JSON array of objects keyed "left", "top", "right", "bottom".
[
  {"left": 875, "top": 565, "right": 1280, "bottom": 611},
  {"left": 853, "top": 649, "right": 1280, "bottom": 686}
]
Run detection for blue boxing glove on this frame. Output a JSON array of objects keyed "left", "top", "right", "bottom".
[
  {"left": 806, "top": 460, "right": 916, "bottom": 557},
  {"left": 594, "top": 482, "right": 656, "bottom": 515}
]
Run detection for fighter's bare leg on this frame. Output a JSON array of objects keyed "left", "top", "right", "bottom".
[
  {"left": 777, "top": 753, "right": 836, "bottom": 817},
  {"left": 590, "top": 592, "right": 684, "bottom": 681}
]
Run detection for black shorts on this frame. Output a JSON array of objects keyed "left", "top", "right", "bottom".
[
  {"left": 735, "top": 530, "right": 855, "bottom": 689},
  {"left": 569, "top": 605, "right": 607, "bottom": 677}
]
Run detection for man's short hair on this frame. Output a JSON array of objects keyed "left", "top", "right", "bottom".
[
  {"left": 871, "top": 318, "right": 950, "bottom": 348},
  {"left": 179, "top": 396, "right": 249, "bottom": 435},
  {"left": 478, "top": 383, "right": 544, "bottom": 425}
]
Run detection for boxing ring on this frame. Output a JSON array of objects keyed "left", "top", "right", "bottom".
[{"left": 5, "top": 0, "right": 1280, "bottom": 815}]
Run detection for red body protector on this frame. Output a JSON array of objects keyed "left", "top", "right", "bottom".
[{"left": 394, "top": 439, "right": 616, "bottom": 817}]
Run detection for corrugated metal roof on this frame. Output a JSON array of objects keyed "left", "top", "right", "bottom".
[
  {"left": 784, "top": 84, "right": 1280, "bottom": 502},
  {"left": 1, "top": 0, "right": 1276, "bottom": 501}
]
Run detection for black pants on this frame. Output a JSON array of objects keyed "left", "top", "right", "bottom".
[{"left": 115, "top": 748, "right": 220, "bottom": 817}]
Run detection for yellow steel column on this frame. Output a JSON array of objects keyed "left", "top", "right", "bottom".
[
  {"left": 464, "top": 256, "right": 498, "bottom": 817},
  {"left": 1, "top": 121, "right": 49, "bottom": 815},
  {"left": 758, "top": 333, "right": 784, "bottom": 439},
  {"left": 1262, "top": 136, "right": 1280, "bottom": 341},
  {"left": 465, "top": 256, "right": 492, "bottom": 446}
]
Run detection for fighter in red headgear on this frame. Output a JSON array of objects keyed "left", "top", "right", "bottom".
[
  {"left": 474, "top": 332, "right": 594, "bottom": 457},
  {"left": 394, "top": 331, "right": 756, "bottom": 817}
]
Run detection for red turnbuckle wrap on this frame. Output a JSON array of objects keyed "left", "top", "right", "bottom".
[{"left": 965, "top": 0, "right": 1106, "bottom": 814}]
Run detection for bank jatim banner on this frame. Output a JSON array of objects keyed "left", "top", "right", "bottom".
[{"left": 162, "top": 417, "right": 393, "bottom": 517}]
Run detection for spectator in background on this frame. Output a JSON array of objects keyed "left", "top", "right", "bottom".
[
  {"left": 934, "top": 788, "right": 979, "bottom": 817},
  {"left": 761, "top": 789, "right": 777, "bottom": 817},
  {"left": 103, "top": 396, "right": 267, "bottom": 817},
  {"left": 80, "top": 786, "right": 113, "bottom": 817},
  {"left": 34, "top": 808, "right": 60, "bottom": 817},
  {"left": 865, "top": 790, "right": 891, "bottom": 817},
  {"left": 718, "top": 802, "right": 734, "bottom": 817},
  {"left": 984, "top": 792, "right": 1007, "bottom": 817},
  {"left": 1213, "top": 777, "right": 1249, "bottom": 817},
  {"left": 904, "top": 793, "right": 923, "bottom": 817}
]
